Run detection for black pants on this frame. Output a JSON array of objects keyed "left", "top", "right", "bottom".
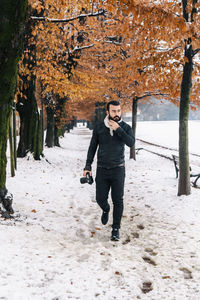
[{"left": 95, "top": 166, "right": 125, "bottom": 229}]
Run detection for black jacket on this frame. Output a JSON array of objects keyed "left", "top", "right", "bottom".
[{"left": 84, "top": 120, "right": 135, "bottom": 170}]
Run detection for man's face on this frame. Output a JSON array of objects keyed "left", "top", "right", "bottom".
[{"left": 107, "top": 104, "right": 121, "bottom": 122}]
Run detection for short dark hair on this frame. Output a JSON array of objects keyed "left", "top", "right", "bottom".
[{"left": 106, "top": 100, "right": 120, "bottom": 111}]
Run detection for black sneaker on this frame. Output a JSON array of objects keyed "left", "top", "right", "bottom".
[
  {"left": 111, "top": 228, "right": 120, "bottom": 241},
  {"left": 101, "top": 210, "right": 109, "bottom": 225}
]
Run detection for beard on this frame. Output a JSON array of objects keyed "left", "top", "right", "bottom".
[{"left": 109, "top": 114, "right": 121, "bottom": 122}]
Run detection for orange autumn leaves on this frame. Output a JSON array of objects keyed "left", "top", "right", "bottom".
[{"left": 18, "top": 0, "right": 200, "bottom": 122}]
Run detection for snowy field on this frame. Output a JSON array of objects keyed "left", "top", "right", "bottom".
[
  {"left": 1, "top": 121, "right": 200, "bottom": 300},
  {"left": 135, "top": 120, "right": 200, "bottom": 155}
]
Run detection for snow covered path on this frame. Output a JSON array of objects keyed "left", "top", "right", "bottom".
[{"left": 1, "top": 124, "right": 200, "bottom": 300}]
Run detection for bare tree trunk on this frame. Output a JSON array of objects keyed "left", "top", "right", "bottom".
[
  {"left": 0, "top": 105, "right": 11, "bottom": 189},
  {"left": 178, "top": 43, "right": 193, "bottom": 196},
  {"left": 130, "top": 97, "right": 138, "bottom": 160},
  {"left": 33, "top": 109, "right": 43, "bottom": 160},
  {"left": 94, "top": 102, "right": 106, "bottom": 125},
  {"left": 0, "top": 0, "right": 27, "bottom": 216},
  {"left": 45, "top": 106, "right": 55, "bottom": 148},
  {"left": 54, "top": 126, "right": 61, "bottom": 147},
  {"left": 13, "top": 102, "right": 17, "bottom": 170},
  {"left": 178, "top": 0, "right": 195, "bottom": 196},
  {"left": 9, "top": 117, "right": 15, "bottom": 177},
  {"left": 16, "top": 76, "right": 38, "bottom": 158}
]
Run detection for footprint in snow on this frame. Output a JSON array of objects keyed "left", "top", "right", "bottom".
[
  {"left": 180, "top": 267, "right": 193, "bottom": 279},
  {"left": 122, "top": 236, "right": 131, "bottom": 245},
  {"left": 137, "top": 224, "right": 145, "bottom": 230},
  {"left": 132, "top": 232, "right": 140, "bottom": 239},
  {"left": 75, "top": 228, "right": 86, "bottom": 239},
  {"left": 145, "top": 248, "right": 158, "bottom": 256},
  {"left": 77, "top": 253, "right": 90, "bottom": 263},
  {"left": 142, "top": 256, "right": 157, "bottom": 266}
]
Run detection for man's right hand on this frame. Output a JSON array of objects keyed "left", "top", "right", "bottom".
[{"left": 83, "top": 170, "right": 92, "bottom": 177}]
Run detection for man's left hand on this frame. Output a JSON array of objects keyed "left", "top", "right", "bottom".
[{"left": 109, "top": 120, "right": 120, "bottom": 131}]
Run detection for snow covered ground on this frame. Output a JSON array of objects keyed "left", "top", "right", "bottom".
[
  {"left": 135, "top": 120, "right": 200, "bottom": 155},
  {"left": 1, "top": 121, "right": 200, "bottom": 300}
]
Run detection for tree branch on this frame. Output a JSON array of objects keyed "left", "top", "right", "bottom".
[
  {"left": 136, "top": 91, "right": 170, "bottom": 101},
  {"left": 192, "top": 48, "right": 200, "bottom": 57},
  {"left": 182, "top": 0, "right": 189, "bottom": 22},
  {"left": 31, "top": 10, "right": 105, "bottom": 23},
  {"left": 104, "top": 41, "right": 122, "bottom": 46},
  {"left": 191, "top": 0, "right": 198, "bottom": 22},
  {"left": 72, "top": 44, "right": 94, "bottom": 52}
]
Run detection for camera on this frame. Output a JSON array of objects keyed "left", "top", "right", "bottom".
[{"left": 80, "top": 172, "right": 94, "bottom": 185}]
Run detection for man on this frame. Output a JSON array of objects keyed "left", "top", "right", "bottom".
[{"left": 83, "top": 100, "right": 135, "bottom": 241}]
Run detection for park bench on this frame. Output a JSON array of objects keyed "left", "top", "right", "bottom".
[{"left": 172, "top": 154, "right": 200, "bottom": 188}]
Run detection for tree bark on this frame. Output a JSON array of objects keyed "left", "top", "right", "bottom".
[
  {"left": 13, "top": 102, "right": 17, "bottom": 170},
  {"left": 16, "top": 75, "right": 38, "bottom": 157},
  {"left": 17, "top": 101, "right": 32, "bottom": 157},
  {"left": 177, "top": 0, "right": 196, "bottom": 196},
  {"left": 0, "top": 0, "right": 27, "bottom": 199},
  {"left": 178, "top": 44, "right": 193, "bottom": 196},
  {"left": 16, "top": 6, "right": 44, "bottom": 160},
  {"left": 45, "top": 106, "right": 55, "bottom": 147},
  {"left": 54, "top": 126, "right": 61, "bottom": 147},
  {"left": 0, "top": 105, "right": 11, "bottom": 189},
  {"left": 9, "top": 118, "right": 15, "bottom": 177},
  {"left": 94, "top": 102, "right": 106, "bottom": 125},
  {"left": 32, "top": 109, "right": 43, "bottom": 160},
  {"left": 130, "top": 97, "right": 138, "bottom": 160},
  {"left": 41, "top": 102, "right": 44, "bottom": 151}
]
